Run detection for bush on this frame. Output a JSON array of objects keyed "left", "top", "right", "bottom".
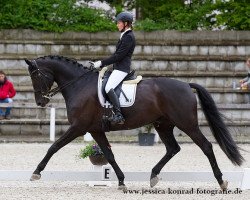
[
  {"left": 79, "top": 143, "right": 104, "bottom": 159},
  {"left": 0, "top": 0, "right": 116, "bottom": 32},
  {"left": 135, "top": 0, "right": 250, "bottom": 31},
  {"left": 214, "top": 0, "right": 250, "bottom": 30}
]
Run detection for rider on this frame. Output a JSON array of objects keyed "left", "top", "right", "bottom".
[{"left": 91, "top": 11, "right": 136, "bottom": 125}]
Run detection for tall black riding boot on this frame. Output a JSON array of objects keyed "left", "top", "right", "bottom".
[{"left": 107, "top": 89, "right": 125, "bottom": 125}]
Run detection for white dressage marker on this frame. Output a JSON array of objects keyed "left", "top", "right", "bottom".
[
  {"left": 86, "top": 165, "right": 112, "bottom": 187},
  {"left": 83, "top": 132, "right": 94, "bottom": 142}
]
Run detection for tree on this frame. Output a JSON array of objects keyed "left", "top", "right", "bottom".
[
  {"left": 214, "top": 0, "right": 250, "bottom": 30},
  {"left": 0, "top": 0, "right": 116, "bottom": 32},
  {"left": 82, "top": 0, "right": 135, "bottom": 14}
]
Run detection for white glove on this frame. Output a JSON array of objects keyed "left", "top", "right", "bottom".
[{"left": 90, "top": 61, "right": 102, "bottom": 69}]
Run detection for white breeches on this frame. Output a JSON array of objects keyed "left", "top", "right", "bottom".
[{"left": 105, "top": 70, "right": 128, "bottom": 93}]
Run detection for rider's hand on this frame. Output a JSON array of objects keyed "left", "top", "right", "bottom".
[
  {"left": 242, "top": 82, "right": 248, "bottom": 87},
  {"left": 89, "top": 61, "right": 102, "bottom": 69}
]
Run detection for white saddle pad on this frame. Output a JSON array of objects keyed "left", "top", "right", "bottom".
[{"left": 97, "top": 67, "right": 142, "bottom": 108}]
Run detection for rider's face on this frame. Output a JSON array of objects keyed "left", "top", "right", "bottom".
[{"left": 117, "top": 21, "right": 126, "bottom": 32}]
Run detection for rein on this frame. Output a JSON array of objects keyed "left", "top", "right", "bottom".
[
  {"left": 43, "top": 72, "right": 90, "bottom": 99},
  {"left": 30, "top": 60, "right": 93, "bottom": 99}
]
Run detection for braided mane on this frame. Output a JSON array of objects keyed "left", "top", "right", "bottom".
[{"left": 37, "top": 55, "right": 89, "bottom": 69}]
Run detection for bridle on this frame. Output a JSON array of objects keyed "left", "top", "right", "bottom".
[{"left": 29, "top": 60, "right": 93, "bottom": 99}]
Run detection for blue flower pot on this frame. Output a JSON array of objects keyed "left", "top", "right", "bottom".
[{"left": 138, "top": 133, "right": 155, "bottom": 146}]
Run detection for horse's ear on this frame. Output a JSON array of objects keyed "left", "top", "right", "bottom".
[{"left": 25, "top": 59, "right": 32, "bottom": 66}]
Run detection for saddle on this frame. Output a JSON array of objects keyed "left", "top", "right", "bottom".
[
  {"left": 97, "top": 67, "right": 142, "bottom": 108},
  {"left": 101, "top": 70, "right": 136, "bottom": 101}
]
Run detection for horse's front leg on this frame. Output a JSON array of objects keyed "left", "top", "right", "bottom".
[
  {"left": 30, "top": 125, "right": 82, "bottom": 181},
  {"left": 92, "top": 132, "right": 126, "bottom": 190}
]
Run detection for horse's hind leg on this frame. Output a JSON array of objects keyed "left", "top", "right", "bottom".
[
  {"left": 150, "top": 121, "right": 180, "bottom": 187},
  {"left": 185, "top": 125, "right": 228, "bottom": 190}
]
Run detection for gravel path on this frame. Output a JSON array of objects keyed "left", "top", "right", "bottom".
[{"left": 0, "top": 143, "right": 249, "bottom": 200}]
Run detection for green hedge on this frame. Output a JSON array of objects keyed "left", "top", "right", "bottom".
[{"left": 0, "top": 0, "right": 249, "bottom": 32}]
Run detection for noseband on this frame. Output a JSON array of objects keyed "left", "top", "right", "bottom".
[
  {"left": 29, "top": 60, "right": 93, "bottom": 99},
  {"left": 29, "top": 60, "right": 54, "bottom": 99}
]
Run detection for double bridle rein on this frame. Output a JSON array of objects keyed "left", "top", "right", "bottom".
[{"left": 29, "top": 60, "right": 93, "bottom": 99}]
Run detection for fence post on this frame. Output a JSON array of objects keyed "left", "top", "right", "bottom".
[{"left": 50, "top": 107, "right": 56, "bottom": 142}]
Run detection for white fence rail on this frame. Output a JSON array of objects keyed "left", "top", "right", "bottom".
[{"left": 0, "top": 168, "right": 249, "bottom": 190}]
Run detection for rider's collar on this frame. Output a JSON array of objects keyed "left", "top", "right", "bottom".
[{"left": 120, "top": 28, "right": 131, "bottom": 39}]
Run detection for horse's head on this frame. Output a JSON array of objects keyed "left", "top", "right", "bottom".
[{"left": 25, "top": 59, "right": 54, "bottom": 107}]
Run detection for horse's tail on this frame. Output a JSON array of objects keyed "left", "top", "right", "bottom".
[{"left": 189, "top": 83, "right": 244, "bottom": 166}]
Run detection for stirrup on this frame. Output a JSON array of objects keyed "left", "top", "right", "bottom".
[{"left": 108, "top": 114, "right": 125, "bottom": 125}]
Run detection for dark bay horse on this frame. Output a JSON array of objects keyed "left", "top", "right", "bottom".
[{"left": 25, "top": 55, "right": 244, "bottom": 190}]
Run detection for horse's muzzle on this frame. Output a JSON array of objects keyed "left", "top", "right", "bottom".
[{"left": 36, "top": 98, "right": 49, "bottom": 107}]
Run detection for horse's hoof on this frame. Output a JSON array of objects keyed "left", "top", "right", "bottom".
[
  {"left": 150, "top": 175, "right": 159, "bottom": 188},
  {"left": 118, "top": 184, "right": 127, "bottom": 191},
  {"left": 220, "top": 180, "right": 228, "bottom": 190},
  {"left": 30, "top": 174, "right": 41, "bottom": 181}
]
